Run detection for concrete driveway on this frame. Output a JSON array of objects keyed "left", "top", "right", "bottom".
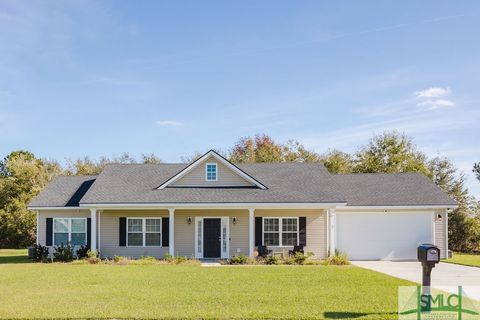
[{"left": 352, "top": 261, "right": 480, "bottom": 301}]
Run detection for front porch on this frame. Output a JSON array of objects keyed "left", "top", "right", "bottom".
[{"left": 89, "top": 207, "right": 332, "bottom": 260}]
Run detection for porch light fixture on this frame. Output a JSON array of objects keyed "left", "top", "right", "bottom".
[
  {"left": 187, "top": 217, "right": 192, "bottom": 224},
  {"left": 232, "top": 217, "right": 237, "bottom": 224},
  {"left": 436, "top": 214, "right": 443, "bottom": 222}
]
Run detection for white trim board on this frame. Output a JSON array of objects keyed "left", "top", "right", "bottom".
[
  {"left": 157, "top": 150, "right": 268, "bottom": 190},
  {"left": 78, "top": 203, "right": 345, "bottom": 210}
]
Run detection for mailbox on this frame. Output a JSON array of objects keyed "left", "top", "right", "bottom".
[
  {"left": 417, "top": 244, "right": 441, "bottom": 312},
  {"left": 417, "top": 244, "right": 440, "bottom": 264}
]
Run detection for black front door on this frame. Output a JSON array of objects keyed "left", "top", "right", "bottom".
[{"left": 203, "top": 218, "right": 221, "bottom": 258}]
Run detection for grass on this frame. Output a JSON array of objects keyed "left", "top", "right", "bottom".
[
  {"left": 0, "top": 249, "right": 29, "bottom": 264},
  {"left": 0, "top": 249, "right": 412, "bottom": 319},
  {"left": 444, "top": 252, "right": 480, "bottom": 268}
]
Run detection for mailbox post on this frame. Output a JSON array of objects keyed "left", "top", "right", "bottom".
[{"left": 417, "top": 244, "right": 440, "bottom": 312}]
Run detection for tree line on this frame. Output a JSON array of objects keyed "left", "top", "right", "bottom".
[{"left": 1, "top": 132, "right": 479, "bottom": 252}]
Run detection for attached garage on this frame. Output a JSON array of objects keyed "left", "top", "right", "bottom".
[{"left": 336, "top": 211, "right": 433, "bottom": 260}]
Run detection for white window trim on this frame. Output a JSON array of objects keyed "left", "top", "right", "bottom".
[
  {"left": 53, "top": 217, "right": 87, "bottom": 246},
  {"left": 205, "top": 162, "right": 218, "bottom": 181},
  {"left": 262, "top": 217, "right": 299, "bottom": 247},
  {"left": 126, "top": 217, "right": 163, "bottom": 247}
]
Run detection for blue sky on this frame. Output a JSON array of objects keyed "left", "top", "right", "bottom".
[{"left": 0, "top": 1, "right": 479, "bottom": 197}]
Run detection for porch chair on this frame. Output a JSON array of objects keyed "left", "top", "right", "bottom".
[
  {"left": 289, "top": 245, "right": 304, "bottom": 256},
  {"left": 256, "top": 245, "right": 273, "bottom": 258}
]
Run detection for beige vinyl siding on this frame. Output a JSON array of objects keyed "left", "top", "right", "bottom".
[
  {"left": 434, "top": 209, "right": 448, "bottom": 259},
  {"left": 99, "top": 210, "right": 169, "bottom": 259},
  {"left": 171, "top": 155, "right": 253, "bottom": 187},
  {"left": 37, "top": 209, "right": 91, "bottom": 246},
  {"left": 255, "top": 209, "right": 327, "bottom": 259},
  {"left": 174, "top": 209, "right": 249, "bottom": 257}
]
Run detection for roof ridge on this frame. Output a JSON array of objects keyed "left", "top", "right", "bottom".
[{"left": 334, "top": 172, "right": 425, "bottom": 176}]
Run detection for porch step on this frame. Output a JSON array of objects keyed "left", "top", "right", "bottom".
[{"left": 200, "top": 259, "right": 223, "bottom": 267}]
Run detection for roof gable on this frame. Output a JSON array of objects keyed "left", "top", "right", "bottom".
[{"left": 157, "top": 150, "right": 267, "bottom": 189}]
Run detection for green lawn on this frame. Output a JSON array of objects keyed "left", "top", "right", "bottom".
[
  {"left": 0, "top": 248, "right": 29, "bottom": 264},
  {"left": 0, "top": 249, "right": 412, "bottom": 319},
  {"left": 444, "top": 252, "right": 480, "bottom": 268}
]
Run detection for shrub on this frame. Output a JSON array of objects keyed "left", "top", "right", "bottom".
[
  {"left": 163, "top": 252, "right": 174, "bottom": 262},
  {"left": 324, "top": 250, "right": 350, "bottom": 265},
  {"left": 113, "top": 255, "right": 131, "bottom": 265},
  {"left": 53, "top": 243, "right": 75, "bottom": 262},
  {"left": 131, "top": 256, "right": 158, "bottom": 265},
  {"left": 174, "top": 256, "right": 188, "bottom": 264},
  {"left": 31, "top": 243, "right": 50, "bottom": 262},
  {"left": 76, "top": 245, "right": 89, "bottom": 259},
  {"left": 86, "top": 250, "right": 101, "bottom": 264},
  {"left": 265, "top": 255, "right": 281, "bottom": 265},
  {"left": 291, "top": 252, "right": 314, "bottom": 265},
  {"left": 228, "top": 255, "right": 248, "bottom": 265}
]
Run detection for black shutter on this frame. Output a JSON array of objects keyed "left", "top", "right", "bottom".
[
  {"left": 162, "top": 217, "right": 169, "bottom": 247},
  {"left": 46, "top": 218, "right": 53, "bottom": 246},
  {"left": 87, "top": 218, "right": 92, "bottom": 249},
  {"left": 119, "top": 217, "right": 126, "bottom": 247},
  {"left": 255, "top": 217, "right": 262, "bottom": 246},
  {"left": 299, "top": 217, "right": 307, "bottom": 246}
]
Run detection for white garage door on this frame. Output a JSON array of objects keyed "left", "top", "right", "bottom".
[{"left": 336, "top": 212, "right": 433, "bottom": 261}]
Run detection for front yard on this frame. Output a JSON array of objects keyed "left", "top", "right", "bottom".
[
  {"left": 445, "top": 252, "right": 480, "bottom": 268},
  {"left": 0, "top": 249, "right": 411, "bottom": 319}
]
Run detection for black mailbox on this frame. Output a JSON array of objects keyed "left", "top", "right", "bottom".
[
  {"left": 417, "top": 243, "right": 440, "bottom": 264},
  {"left": 417, "top": 244, "right": 441, "bottom": 312}
]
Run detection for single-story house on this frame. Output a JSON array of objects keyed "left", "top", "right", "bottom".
[{"left": 28, "top": 150, "right": 456, "bottom": 261}]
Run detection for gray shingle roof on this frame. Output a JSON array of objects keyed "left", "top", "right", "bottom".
[
  {"left": 333, "top": 173, "right": 457, "bottom": 206},
  {"left": 79, "top": 163, "right": 346, "bottom": 204},
  {"left": 29, "top": 164, "right": 457, "bottom": 208},
  {"left": 29, "top": 175, "right": 97, "bottom": 207}
]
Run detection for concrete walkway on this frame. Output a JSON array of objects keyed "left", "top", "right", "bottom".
[{"left": 352, "top": 261, "right": 480, "bottom": 300}]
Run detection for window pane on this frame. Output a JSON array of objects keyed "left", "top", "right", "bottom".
[
  {"left": 264, "top": 232, "right": 279, "bottom": 246},
  {"left": 282, "top": 233, "right": 298, "bottom": 246},
  {"left": 145, "top": 233, "right": 160, "bottom": 246},
  {"left": 206, "top": 164, "right": 217, "bottom": 180},
  {"left": 282, "top": 218, "right": 298, "bottom": 232},
  {"left": 128, "top": 233, "right": 143, "bottom": 246},
  {"left": 264, "top": 218, "right": 279, "bottom": 232},
  {"left": 71, "top": 219, "right": 86, "bottom": 233},
  {"left": 54, "top": 219, "right": 69, "bottom": 233},
  {"left": 54, "top": 233, "right": 68, "bottom": 246},
  {"left": 197, "top": 220, "right": 202, "bottom": 253},
  {"left": 128, "top": 219, "right": 143, "bottom": 232},
  {"left": 71, "top": 233, "right": 86, "bottom": 246},
  {"left": 146, "top": 219, "right": 161, "bottom": 232}
]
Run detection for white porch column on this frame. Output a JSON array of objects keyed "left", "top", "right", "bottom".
[
  {"left": 169, "top": 208, "right": 175, "bottom": 256},
  {"left": 328, "top": 208, "right": 336, "bottom": 256},
  {"left": 35, "top": 211, "right": 39, "bottom": 245},
  {"left": 90, "top": 208, "right": 97, "bottom": 251},
  {"left": 248, "top": 208, "right": 255, "bottom": 258}
]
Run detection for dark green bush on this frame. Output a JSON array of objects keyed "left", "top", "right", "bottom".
[
  {"left": 53, "top": 243, "right": 75, "bottom": 262},
  {"left": 76, "top": 245, "right": 89, "bottom": 259},
  {"left": 31, "top": 243, "right": 49, "bottom": 262}
]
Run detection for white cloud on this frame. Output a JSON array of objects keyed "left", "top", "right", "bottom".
[
  {"left": 416, "top": 99, "right": 455, "bottom": 110},
  {"left": 414, "top": 87, "right": 451, "bottom": 99},
  {"left": 413, "top": 87, "right": 455, "bottom": 110},
  {"left": 155, "top": 120, "right": 183, "bottom": 126}
]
